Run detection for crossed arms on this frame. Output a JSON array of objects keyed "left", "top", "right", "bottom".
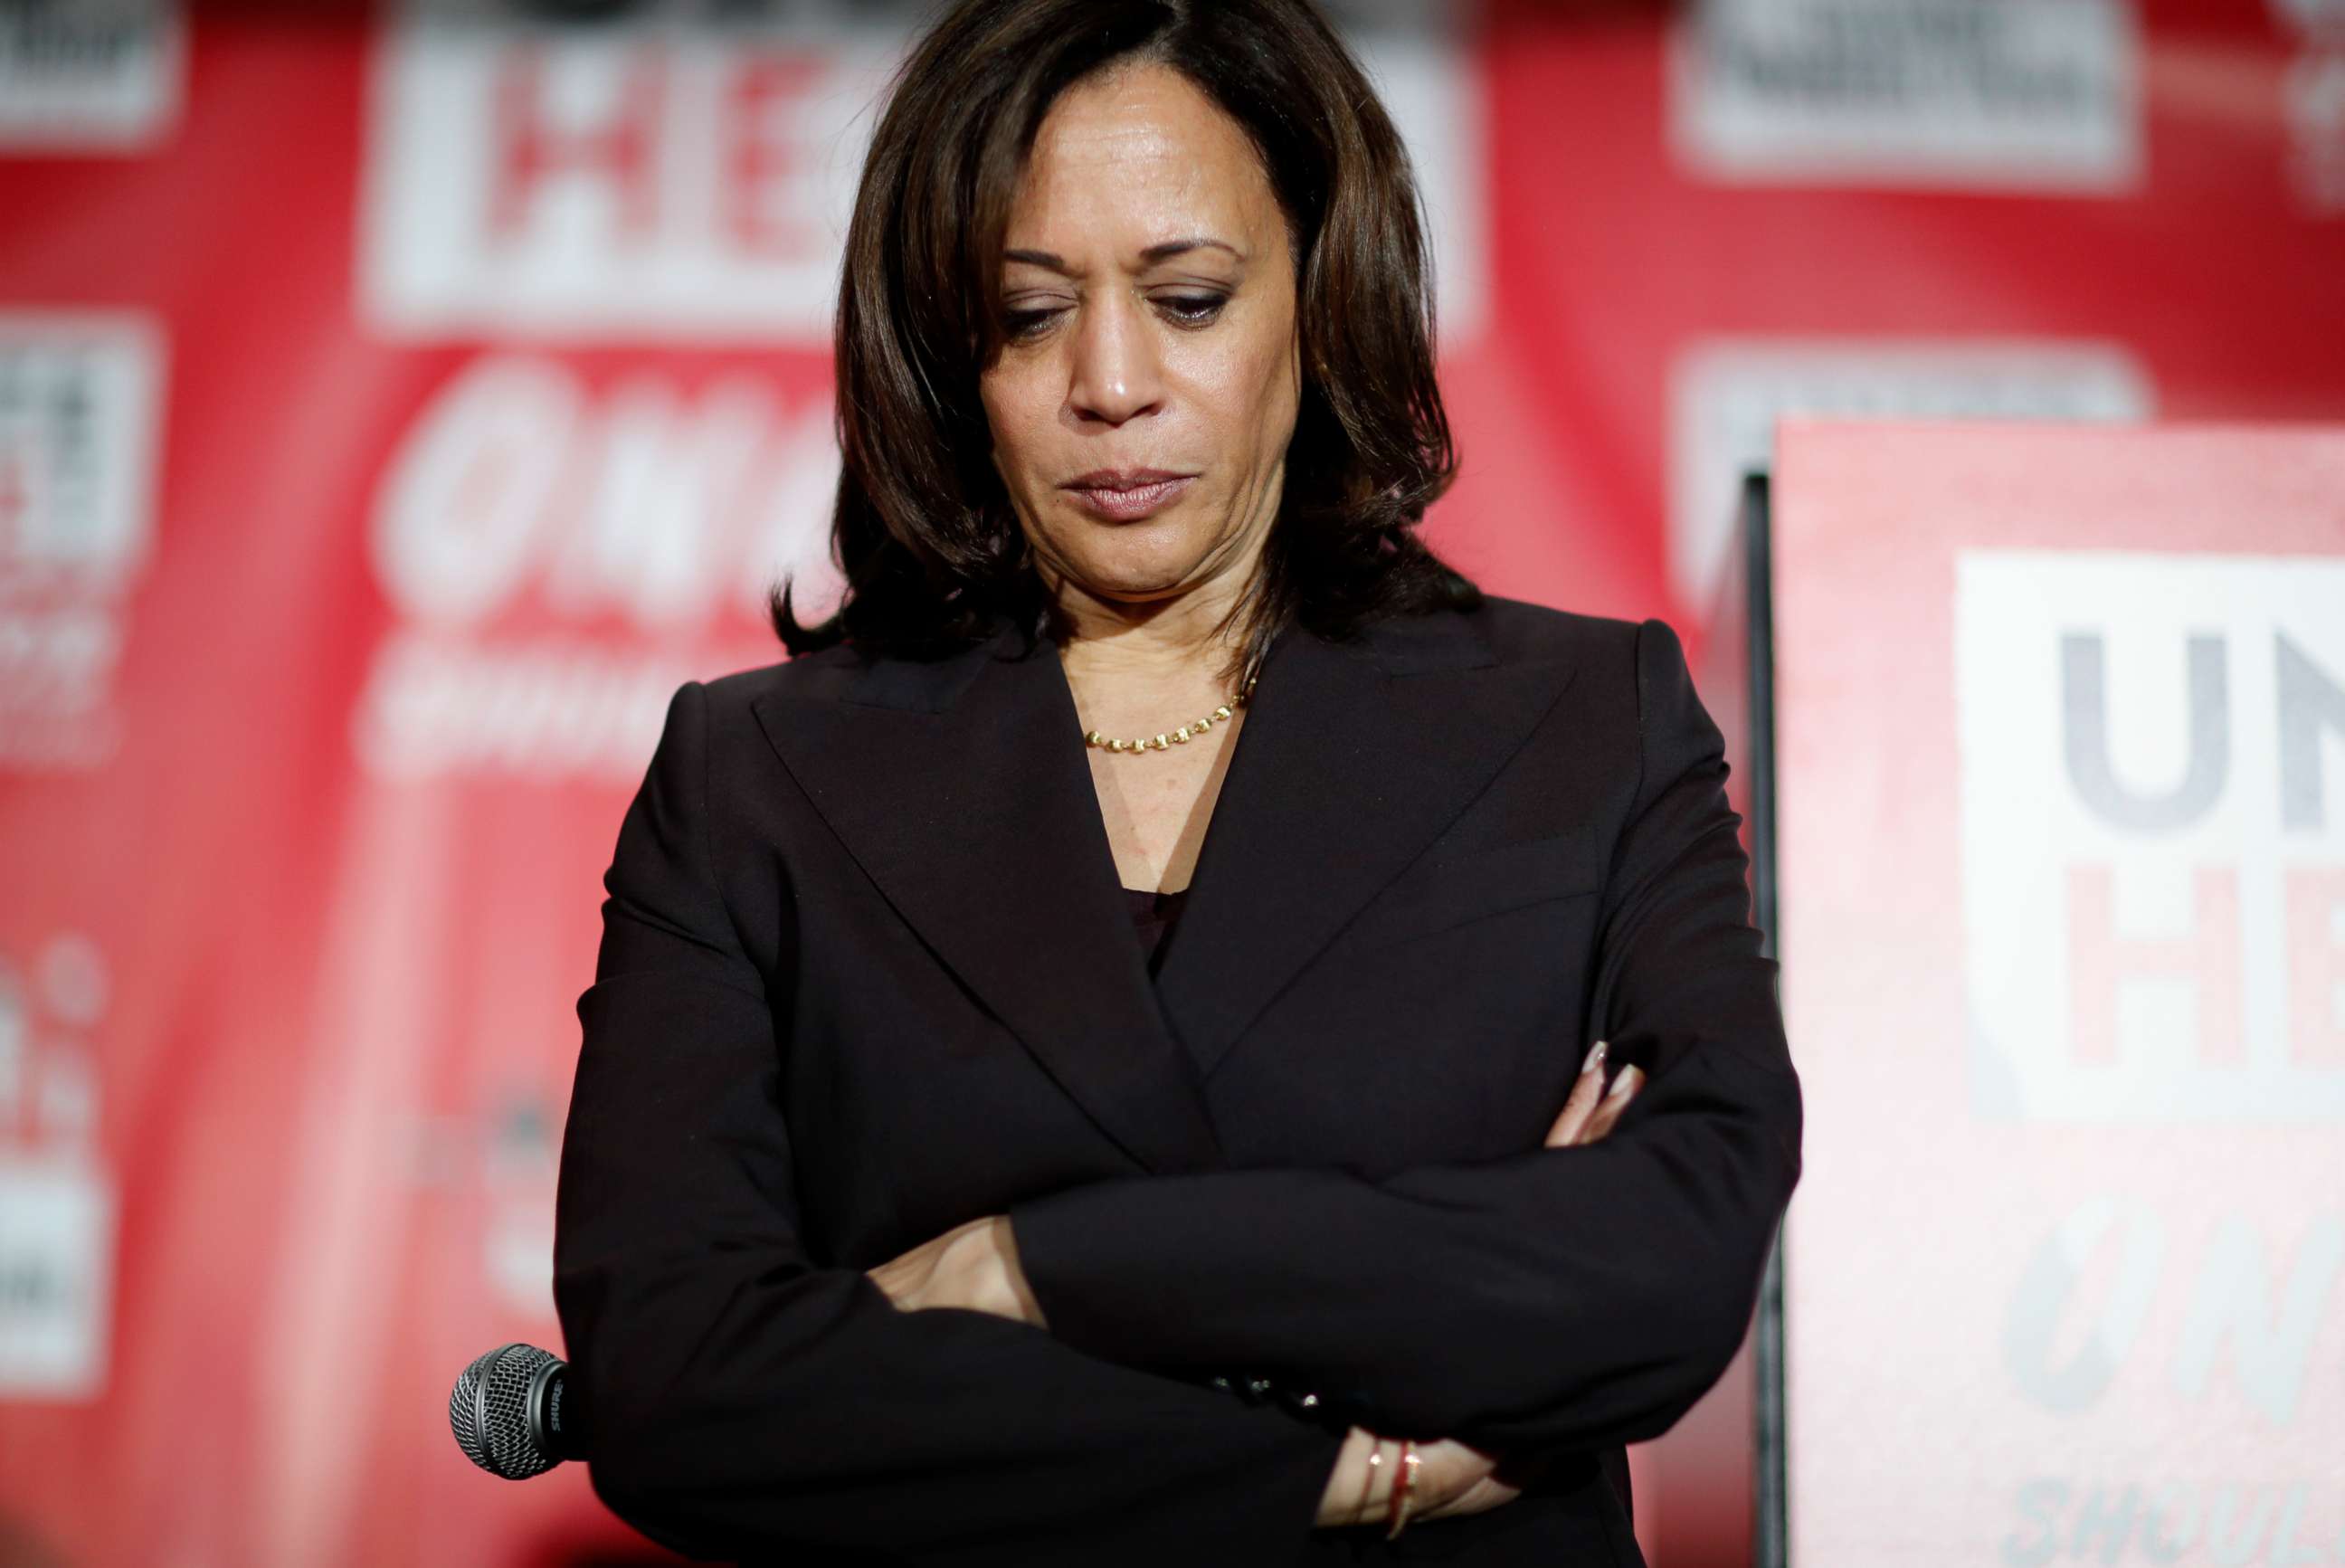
[{"left": 551, "top": 618, "right": 1803, "bottom": 1564}]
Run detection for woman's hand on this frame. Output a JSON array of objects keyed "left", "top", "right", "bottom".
[
  {"left": 865, "top": 1214, "right": 1048, "bottom": 1327},
  {"left": 1315, "top": 1044, "right": 1643, "bottom": 1531},
  {"left": 1545, "top": 1040, "right": 1642, "bottom": 1149},
  {"left": 1315, "top": 1427, "right": 1553, "bottom": 1528}
]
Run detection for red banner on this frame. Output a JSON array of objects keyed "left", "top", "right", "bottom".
[{"left": 2, "top": 3, "right": 2340, "bottom": 1564}]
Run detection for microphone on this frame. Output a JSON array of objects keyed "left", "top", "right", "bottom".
[{"left": 451, "top": 1343, "right": 589, "bottom": 1478}]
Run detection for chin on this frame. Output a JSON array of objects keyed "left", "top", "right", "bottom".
[
  {"left": 1054, "top": 529, "right": 1219, "bottom": 603},
  {"left": 1071, "top": 567, "right": 1196, "bottom": 605}
]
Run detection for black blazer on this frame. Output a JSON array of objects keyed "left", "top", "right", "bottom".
[{"left": 553, "top": 594, "right": 1803, "bottom": 1567}]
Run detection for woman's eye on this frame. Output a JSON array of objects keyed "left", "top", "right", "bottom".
[
  {"left": 1158, "top": 294, "right": 1226, "bottom": 326},
  {"left": 999, "top": 294, "right": 1226, "bottom": 340}
]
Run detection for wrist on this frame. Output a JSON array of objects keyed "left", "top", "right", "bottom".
[
  {"left": 1315, "top": 1426, "right": 1369, "bottom": 1527},
  {"left": 1337, "top": 1427, "right": 1399, "bottom": 1529},
  {"left": 990, "top": 1215, "right": 1048, "bottom": 1327}
]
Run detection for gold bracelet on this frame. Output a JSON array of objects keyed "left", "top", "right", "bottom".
[{"left": 1359, "top": 1437, "right": 1387, "bottom": 1526}]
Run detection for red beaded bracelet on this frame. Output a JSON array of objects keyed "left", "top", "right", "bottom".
[{"left": 1385, "top": 1438, "right": 1419, "bottom": 1538}]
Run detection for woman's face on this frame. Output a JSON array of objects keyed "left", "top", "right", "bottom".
[{"left": 980, "top": 62, "right": 1302, "bottom": 619}]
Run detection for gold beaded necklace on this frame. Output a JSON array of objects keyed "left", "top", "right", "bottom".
[{"left": 1082, "top": 676, "right": 1258, "bottom": 755}]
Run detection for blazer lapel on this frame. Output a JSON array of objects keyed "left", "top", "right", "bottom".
[
  {"left": 748, "top": 607, "right": 1580, "bottom": 1167},
  {"left": 749, "top": 622, "right": 1226, "bottom": 1177},
  {"left": 1154, "top": 613, "right": 1580, "bottom": 1081}
]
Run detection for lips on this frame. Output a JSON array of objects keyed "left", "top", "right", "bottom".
[{"left": 1060, "top": 470, "right": 1198, "bottom": 522}]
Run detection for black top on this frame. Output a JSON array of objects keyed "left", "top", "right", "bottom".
[{"left": 1121, "top": 884, "right": 1191, "bottom": 979}]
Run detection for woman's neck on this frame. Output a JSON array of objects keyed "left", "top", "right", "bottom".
[{"left": 1049, "top": 573, "right": 1256, "bottom": 693}]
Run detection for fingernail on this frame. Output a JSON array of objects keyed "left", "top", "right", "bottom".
[
  {"left": 1581, "top": 1041, "right": 1607, "bottom": 1075},
  {"left": 1605, "top": 1065, "right": 1638, "bottom": 1099}
]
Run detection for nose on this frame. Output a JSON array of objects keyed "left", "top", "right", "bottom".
[{"left": 1065, "top": 291, "right": 1164, "bottom": 427}]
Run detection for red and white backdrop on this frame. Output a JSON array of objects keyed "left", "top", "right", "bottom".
[
  {"left": 1771, "top": 422, "right": 2345, "bottom": 1564},
  {"left": 0, "top": 2, "right": 2339, "bottom": 1564}
]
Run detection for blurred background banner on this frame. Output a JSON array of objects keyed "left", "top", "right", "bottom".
[
  {"left": 0, "top": 2, "right": 2338, "bottom": 1565},
  {"left": 1771, "top": 422, "right": 2345, "bottom": 1563}
]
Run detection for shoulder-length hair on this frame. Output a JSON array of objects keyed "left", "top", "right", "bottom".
[{"left": 770, "top": 0, "right": 1478, "bottom": 685}]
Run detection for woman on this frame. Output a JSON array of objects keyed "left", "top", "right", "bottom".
[{"left": 551, "top": 0, "right": 1802, "bottom": 1563}]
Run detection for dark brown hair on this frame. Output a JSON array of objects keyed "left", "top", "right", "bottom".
[{"left": 769, "top": 0, "right": 1478, "bottom": 685}]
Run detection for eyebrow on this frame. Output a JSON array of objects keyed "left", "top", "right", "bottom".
[{"left": 1002, "top": 236, "right": 1244, "bottom": 272}]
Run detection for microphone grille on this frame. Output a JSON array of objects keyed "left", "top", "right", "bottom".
[{"left": 451, "top": 1342, "right": 562, "bottom": 1479}]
